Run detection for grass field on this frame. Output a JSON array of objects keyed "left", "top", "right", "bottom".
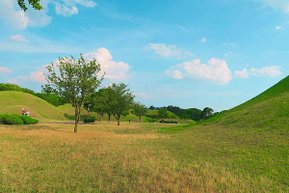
[
  {"left": 1, "top": 78, "right": 289, "bottom": 192},
  {"left": 0, "top": 121, "right": 288, "bottom": 193}
]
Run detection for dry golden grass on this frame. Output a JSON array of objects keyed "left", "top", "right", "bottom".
[{"left": 0, "top": 122, "right": 287, "bottom": 193}]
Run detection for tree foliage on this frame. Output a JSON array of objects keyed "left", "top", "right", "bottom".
[
  {"left": 84, "top": 88, "right": 112, "bottom": 121},
  {"left": 158, "top": 108, "right": 168, "bottom": 119},
  {"left": 17, "top": 0, "right": 42, "bottom": 11},
  {"left": 109, "top": 83, "right": 134, "bottom": 126},
  {"left": 45, "top": 55, "right": 102, "bottom": 132},
  {"left": 133, "top": 102, "right": 147, "bottom": 122},
  {"left": 201, "top": 107, "right": 214, "bottom": 119}
]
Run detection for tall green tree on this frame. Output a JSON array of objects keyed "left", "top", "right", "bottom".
[
  {"left": 158, "top": 108, "right": 168, "bottom": 119},
  {"left": 133, "top": 102, "right": 147, "bottom": 122},
  {"left": 84, "top": 88, "right": 111, "bottom": 122},
  {"left": 45, "top": 55, "right": 102, "bottom": 133},
  {"left": 109, "top": 83, "right": 134, "bottom": 126},
  {"left": 17, "top": 0, "right": 42, "bottom": 11},
  {"left": 201, "top": 107, "right": 214, "bottom": 119}
]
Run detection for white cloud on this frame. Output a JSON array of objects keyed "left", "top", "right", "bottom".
[
  {"left": 0, "top": 0, "right": 96, "bottom": 29},
  {"left": 170, "top": 70, "right": 183, "bottom": 80},
  {"left": 75, "top": 0, "right": 97, "bottom": 7},
  {"left": 55, "top": 4, "right": 78, "bottom": 17},
  {"left": 200, "top": 37, "right": 207, "bottom": 43},
  {"left": 235, "top": 66, "right": 282, "bottom": 78},
  {"left": 135, "top": 92, "right": 154, "bottom": 100},
  {"left": 10, "top": 35, "right": 30, "bottom": 43},
  {"left": 275, "top": 25, "right": 283, "bottom": 30},
  {"left": 148, "top": 43, "right": 192, "bottom": 59},
  {"left": 54, "top": 0, "right": 96, "bottom": 16},
  {"left": 166, "top": 58, "right": 232, "bottom": 85},
  {"left": 0, "top": 0, "right": 30, "bottom": 29},
  {"left": 83, "top": 48, "right": 130, "bottom": 81},
  {"left": 8, "top": 68, "right": 46, "bottom": 85},
  {"left": 31, "top": 70, "right": 46, "bottom": 83},
  {"left": 0, "top": 66, "right": 12, "bottom": 73},
  {"left": 250, "top": 66, "right": 281, "bottom": 77},
  {"left": 262, "top": 0, "right": 289, "bottom": 13},
  {"left": 235, "top": 68, "right": 249, "bottom": 79}
]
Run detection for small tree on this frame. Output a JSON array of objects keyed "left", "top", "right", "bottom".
[
  {"left": 133, "top": 102, "right": 147, "bottom": 122},
  {"left": 84, "top": 88, "right": 109, "bottom": 121},
  {"left": 45, "top": 55, "right": 102, "bottom": 133},
  {"left": 158, "top": 108, "right": 168, "bottom": 119},
  {"left": 109, "top": 83, "right": 134, "bottom": 126},
  {"left": 201, "top": 107, "right": 214, "bottom": 119}
]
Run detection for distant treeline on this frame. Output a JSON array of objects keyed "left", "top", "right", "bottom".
[
  {"left": 0, "top": 83, "right": 215, "bottom": 121},
  {"left": 0, "top": 83, "right": 66, "bottom": 106},
  {"left": 148, "top": 105, "right": 215, "bottom": 121}
]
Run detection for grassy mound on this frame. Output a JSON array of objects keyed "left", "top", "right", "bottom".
[
  {"left": 207, "top": 76, "right": 289, "bottom": 128},
  {"left": 0, "top": 91, "right": 67, "bottom": 121}
]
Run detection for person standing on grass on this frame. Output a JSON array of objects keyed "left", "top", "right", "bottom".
[{"left": 21, "top": 108, "right": 25, "bottom": 115}]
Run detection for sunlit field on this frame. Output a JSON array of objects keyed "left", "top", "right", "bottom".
[{"left": 0, "top": 122, "right": 287, "bottom": 193}]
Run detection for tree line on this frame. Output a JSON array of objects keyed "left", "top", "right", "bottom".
[
  {"left": 0, "top": 54, "right": 215, "bottom": 133},
  {"left": 43, "top": 55, "right": 148, "bottom": 132},
  {"left": 148, "top": 106, "right": 215, "bottom": 121}
]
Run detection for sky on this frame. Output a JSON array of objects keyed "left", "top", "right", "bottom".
[{"left": 0, "top": 0, "right": 289, "bottom": 111}]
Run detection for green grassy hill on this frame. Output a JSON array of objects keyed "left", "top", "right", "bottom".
[
  {"left": 0, "top": 91, "right": 66, "bottom": 121},
  {"left": 208, "top": 76, "right": 289, "bottom": 128}
]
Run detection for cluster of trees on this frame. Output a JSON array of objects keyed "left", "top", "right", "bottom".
[
  {"left": 148, "top": 105, "right": 215, "bottom": 121},
  {"left": 83, "top": 83, "right": 137, "bottom": 126},
  {"left": 44, "top": 55, "right": 147, "bottom": 133}
]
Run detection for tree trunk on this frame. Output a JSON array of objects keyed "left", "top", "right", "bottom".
[
  {"left": 117, "top": 118, "right": 120, "bottom": 126},
  {"left": 74, "top": 107, "right": 80, "bottom": 133},
  {"left": 139, "top": 116, "right": 141, "bottom": 123},
  {"left": 108, "top": 114, "right": 111, "bottom": 122},
  {"left": 100, "top": 114, "right": 104, "bottom": 122}
]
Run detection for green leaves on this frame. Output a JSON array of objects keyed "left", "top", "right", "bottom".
[
  {"left": 17, "top": 0, "right": 43, "bottom": 11},
  {"left": 45, "top": 55, "right": 102, "bottom": 132},
  {"left": 108, "top": 83, "right": 134, "bottom": 125}
]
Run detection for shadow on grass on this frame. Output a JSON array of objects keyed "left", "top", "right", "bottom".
[{"left": 158, "top": 122, "right": 197, "bottom": 133}]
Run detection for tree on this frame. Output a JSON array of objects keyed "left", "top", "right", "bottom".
[
  {"left": 201, "top": 107, "right": 214, "bottom": 119},
  {"left": 84, "top": 88, "right": 110, "bottom": 122},
  {"left": 17, "top": 0, "right": 42, "bottom": 11},
  {"left": 45, "top": 55, "right": 102, "bottom": 133},
  {"left": 133, "top": 102, "right": 147, "bottom": 122},
  {"left": 109, "top": 83, "right": 134, "bottom": 126},
  {"left": 158, "top": 108, "right": 168, "bottom": 119}
]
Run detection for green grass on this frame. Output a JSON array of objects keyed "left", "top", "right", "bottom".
[
  {"left": 205, "top": 75, "right": 289, "bottom": 128},
  {"left": 0, "top": 122, "right": 287, "bottom": 193},
  {"left": 0, "top": 77, "right": 289, "bottom": 192},
  {"left": 0, "top": 91, "right": 67, "bottom": 121}
]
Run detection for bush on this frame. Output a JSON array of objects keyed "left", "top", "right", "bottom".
[
  {"left": 0, "top": 114, "right": 39, "bottom": 125},
  {"left": 0, "top": 114, "right": 4, "bottom": 124},
  {"left": 83, "top": 117, "right": 96, "bottom": 123},
  {"left": 1, "top": 114, "right": 24, "bottom": 125},
  {"left": 21, "top": 115, "right": 39, "bottom": 124},
  {"left": 159, "top": 119, "right": 178, "bottom": 124}
]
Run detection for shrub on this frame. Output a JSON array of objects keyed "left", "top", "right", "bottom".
[
  {"left": 0, "top": 114, "right": 39, "bottom": 125},
  {"left": 21, "top": 115, "right": 39, "bottom": 124},
  {"left": 159, "top": 119, "right": 178, "bottom": 124},
  {"left": 0, "top": 114, "right": 4, "bottom": 124},
  {"left": 1, "top": 114, "right": 24, "bottom": 125},
  {"left": 83, "top": 117, "right": 96, "bottom": 123}
]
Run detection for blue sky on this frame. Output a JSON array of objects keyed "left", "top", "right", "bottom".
[{"left": 0, "top": 0, "right": 289, "bottom": 111}]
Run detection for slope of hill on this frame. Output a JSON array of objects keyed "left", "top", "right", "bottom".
[
  {"left": 0, "top": 91, "right": 66, "bottom": 121},
  {"left": 209, "top": 76, "right": 289, "bottom": 128}
]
